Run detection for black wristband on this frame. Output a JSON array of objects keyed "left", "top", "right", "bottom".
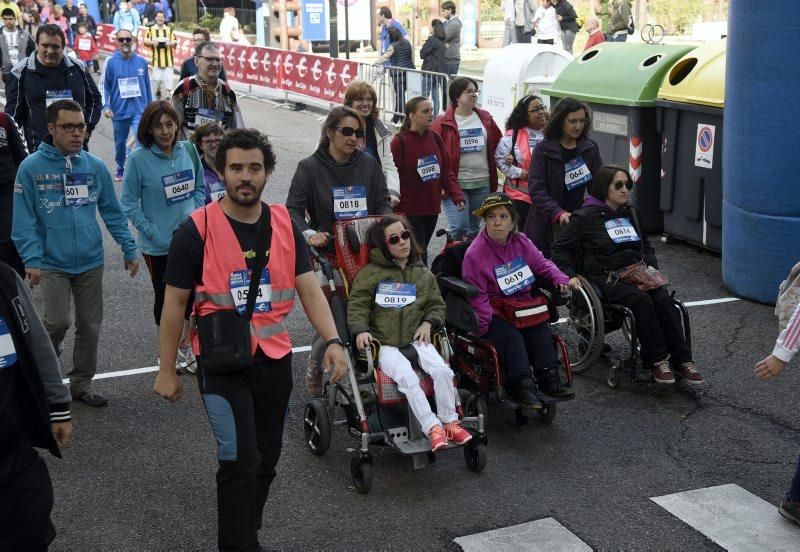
[{"left": 325, "top": 338, "right": 343, "bottom": 350}]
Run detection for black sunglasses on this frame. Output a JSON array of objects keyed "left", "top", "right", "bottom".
[
  {"left": 117, "top": 37, "right": 132, "bottom": 43},
  {"left": 385, "top": 229, "right": 411, "bottom": 245},
  {"left": 336, "top": 126, "right": 365, "bottom": 139},
  {"left": 613, "top": 180, "right": 634, "bottom": 191}
]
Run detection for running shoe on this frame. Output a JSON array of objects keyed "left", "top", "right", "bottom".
[
  {"left": 428, "top": 425, "right": 448, "bottom": 452},
  {"left": 677, "top": 361, "right": 704, "bottom": 385},
  {"left": 443, "top": 421, "right": 473, "bottom": 445},
  {"left": 780, "top": 496, "right": 800, "bottom": 526},
  {"left": 651, "top": 359, "right": 675, "bottom": 384},
  {"left": 114, "top": 167, "right": 123, "bottom": 182}
]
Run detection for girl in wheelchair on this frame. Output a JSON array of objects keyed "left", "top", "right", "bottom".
[
  {"left": 462, "top": 193, "right": 576, "bottom": 410},
  {"left": 550, "top": 165, "right": 705, "bottom": 385},
  {"left": 346, "top": 216, "right": 473, "bottom": 451}
]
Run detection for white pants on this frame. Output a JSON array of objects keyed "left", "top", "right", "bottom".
[
  {"left": 151, "top": 67, "right": 173, "bottom": 94},
  {"left": 378, "top": 343, "right": 457, "bottom": 434}
]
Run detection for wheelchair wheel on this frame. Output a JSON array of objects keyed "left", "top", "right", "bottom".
[
  {"left": 538, "top": 402, "right": 557, "bottom": 423},
  {"left": 553, "top": 275, "right": 605, "bottom": 374},
  {"left": 350, "top": 457, "right": 373, "bottom": 494},
  {"left": 464, "top": 441, "right": 487, "bottom": 473},
  {"left": 303, "top": 399, "right": 331, "bottom": 456}
]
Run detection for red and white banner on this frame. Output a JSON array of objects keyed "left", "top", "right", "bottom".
[{"left": 96, "top": 24, "right": 358, "bottom": 104}]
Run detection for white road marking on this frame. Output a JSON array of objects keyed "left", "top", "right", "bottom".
[
  {"left": 683, "top": 297, "right": 741, "bottom": 307},
  {"left": 651, "top": 483, "right": 800, "bottom": 551},
  {"left": 454, "top": 518, "right": 592, "bottom": 551}
]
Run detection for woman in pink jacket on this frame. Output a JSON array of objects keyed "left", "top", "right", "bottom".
[{"left": 462, "top": 192, "right": 577, "bottom": 409}]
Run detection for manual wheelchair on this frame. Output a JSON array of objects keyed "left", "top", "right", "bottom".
[{"left": 302, "top": 217, "right": 487, "bottom": 494}]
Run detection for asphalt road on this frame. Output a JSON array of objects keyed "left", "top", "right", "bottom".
[{"left": 24, "top": 92, "right": 799, "bottom": 551}]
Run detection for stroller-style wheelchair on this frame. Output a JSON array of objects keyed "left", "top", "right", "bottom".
[
  {"left": 302, "top": 217, "right": 487, "bottom": 494},
  {"left": 551, "top": 273, "right": 692, "bottom": 389},
  {"left": 430, "top": 231, "right": 575, "bottom": 428}
]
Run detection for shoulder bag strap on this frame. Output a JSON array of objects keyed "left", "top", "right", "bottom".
[
  {"left": 243, "top": 204, "right": 272, "bottom": 321},
  {"left": 627, "top": 206, "right": 646, "bottom": 259}
]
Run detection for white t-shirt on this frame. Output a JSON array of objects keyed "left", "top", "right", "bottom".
[
  {"left": 2, "top": 28, "right": 19, "bottom": 66},
  {"left": 534, "top": 6, "right": 559, "bottom": 40},
  {"left": 455, "top": 111, "right": 490, "bottom": 183}
]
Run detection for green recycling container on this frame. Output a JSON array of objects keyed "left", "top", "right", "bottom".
[
  {"left": 543, "top": 43, "right": 696, "bottom": 233},
  {"left": 656, "top": 39, "right": 726, "bottom": 252}
]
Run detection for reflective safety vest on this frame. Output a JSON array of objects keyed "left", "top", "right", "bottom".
[
  {"left": 503, "top": 127, "right": 534, "bottom": 205},
  {"left": 189, "top": 201, "right": 296, "bottom": 359}
]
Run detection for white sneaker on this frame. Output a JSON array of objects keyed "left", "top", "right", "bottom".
[{"left": 177, "top": 342, "right": 197, "bottom": 374}]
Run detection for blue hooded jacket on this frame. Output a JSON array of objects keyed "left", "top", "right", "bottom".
[
  {"left": 120, "top": 141, "right": 205, "bottom": 256},
  {"left": 101, "top": 51, "right": 152, "bottom": 121},
  {"left": 11, "top": 139, "right": 138, "bottom": 274}
]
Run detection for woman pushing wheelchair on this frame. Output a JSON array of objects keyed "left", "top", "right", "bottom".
[
  {"left": 550, "top": 165, "right": 705, "bottom": 385},
  {"left": 346, "top": 216, "right": 472, "bottom": 452},
  {"left": 462, "top": 193, "right": 577, "bottom": 410}
]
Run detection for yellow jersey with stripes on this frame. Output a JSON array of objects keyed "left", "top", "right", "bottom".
[{"left": 146, "top": 24, "right": 176, "bottom": 68}]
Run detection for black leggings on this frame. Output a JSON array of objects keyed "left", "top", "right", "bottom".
[
  {"left": 143, "top": 254, "right": 192, "bottom": 325},
  {"left": 406, "top": 214, "right": 439, "bottom": 265},
  {"left": 198, "top": 351, "right": 293, "bottom": 551},
  {"left": 484, "top": 315, "right": 557, "bottom": 388},
  {"left": 0, "top": 452, "right": 56, "bottom": 551}
]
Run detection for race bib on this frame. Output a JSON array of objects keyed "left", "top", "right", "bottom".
[
  {"left": 604, "top": 218, "right": 640, "bottom": 243},
  {"left": 208, "top": 177, "right": 226, "bottom": 202},
  {"left": 416, "top": 154, "right": 440, "bottom": 182},
  {"left": 459, "top": 127, "right": 485, "bottom": 153},
  {"left": 230, "top": 269, "right": 272, "bottom": 315},
  {"left": 196, "top": 107, "right": 223, "bottom": 127},
  {"left": 162, "top": 169, "right": 195, "bottom": 205},
  {"left": 46, "top": 90, "right": 72, "bottom": 107},
  {"left": 375, "top": 282, "right": 416, "bottom": 309},
  {"left": 332, "top": 185, "right": 367, "bottom": 220},
  {"left": 564, "top": 156, "right": 592, "bottom": 191},
  {"left": 69, "top": 16, "right": 78, "bottom": 24},
  {"left": 78, "top": 38, "right": 92, "bottom": 51},
  {"left": 0, "top": 316, "right": 16, "bottom": 368},
  {"left": 493, "top": 256, "right": 535, "bottom": 296},
  {"left": 64, "top": 173, "right": 92, "bottom": 206},
  {"left": 118, "top": 77, "right": 141, "bottom": 99}
]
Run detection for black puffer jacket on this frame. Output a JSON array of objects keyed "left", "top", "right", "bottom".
[
  {"left": 554, "top": 0, "right": 580, "bottom": 32},
  {"left": 551, "top": 200, "right": 657, "bottom": 282}
]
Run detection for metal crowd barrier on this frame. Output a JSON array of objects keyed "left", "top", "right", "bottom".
[{"left": 358, "top": 64, "right": 451, "bottom": 125}]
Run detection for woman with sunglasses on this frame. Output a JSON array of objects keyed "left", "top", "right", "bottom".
[
  {"left": 343, "top": 80, "right": 399, "bottom": 204},
  {"left": 522, "top": 97, "right": 603, "bottom": 258},
  {"left": 347, "top": 216, "right": 473, "bottom": 451},
  {"left": 190, "top": 121, "right": 224, "bottom": 204},
  {"left": 551, "top": 165, "right": 704, "bottom": 385},
  {"left": 391, "top": 96, "right": 464, "bottom": 263},
  {"left": 287, "top": 106, "right": 392, "bottom": 252},
  {"left": 120, "top": 101, "right": 205, "bottom": 374},
  {"left": 432, "top": 76, "right": 502, "bottom": 241},
  {"left": 495, "top": 94, "right": 547, "bottom": 229}
]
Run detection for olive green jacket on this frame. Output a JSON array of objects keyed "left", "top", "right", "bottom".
[{"left": 347, "top": 248, "right": 446, "bottom": 348}]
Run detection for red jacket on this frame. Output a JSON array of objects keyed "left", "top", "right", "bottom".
[
  {"left": 390, "top": 129, "right": 464, "bottom": 216},
  {"left": 73, "top": 33, "right": 98, "bottom": 62},
  {"left": 584, "top": 30, "right": 606, "bottom": 50},
  {"left": 431, "top": 105, "right": 502, "bottom": 200}
]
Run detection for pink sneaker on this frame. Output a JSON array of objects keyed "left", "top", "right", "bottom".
[
  {"left": 444, "top": 421, "right": 473, "bottom": 445},
  {"left": 428, "top": 425, "right": 448, "bottom": 452}
]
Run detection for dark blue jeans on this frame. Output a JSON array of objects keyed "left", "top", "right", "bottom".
[
  {"left": 789, "top": 456, "right": 800, "bottom": 501},
  {"left": 483, "top": 315, "right": 557, "bottom": 388}
]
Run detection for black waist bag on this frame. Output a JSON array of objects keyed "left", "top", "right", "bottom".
[{"left": 196, "top": 204, "right": 272, "bottom": 374}]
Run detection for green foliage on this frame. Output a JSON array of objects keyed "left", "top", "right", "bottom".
[
  {"left": 648, "top": 0, "right": 704, "bottom": 34},
  {"left": 198, "top": 13, "right": 222, "bottom": 33}
]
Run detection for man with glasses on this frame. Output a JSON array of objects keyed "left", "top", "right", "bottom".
[
  {"left": 172, "top": 41, "right": 243, "bottom": 140},
  {"left": 101, "top": 28, "right": 152, "bottom": 181},
  {"left": 12, "top": 99, "right": 139, "bottom": 408},
  {"left": 5, "top": 24, "right": 102, "bottom": 150},
  {"left": 178, "top": 27, "right": 227, "bottom": 81}
]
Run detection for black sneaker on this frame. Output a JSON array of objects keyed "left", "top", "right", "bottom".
[
  {"left": 73, "top": 391, "right": 108, "bottom": 407},
  {"left": 537, "top": 366, "right": 575, "bottom": 398},
  {"left": 513, "top": 378, "right": 542, "bottom": 410},
  {"left": 780, "top": 496, "right": 800, "bottom": 526}
]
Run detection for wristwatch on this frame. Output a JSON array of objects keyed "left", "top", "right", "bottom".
[{"left": 325, "top": 337, "right": 344, "bottom": 350}]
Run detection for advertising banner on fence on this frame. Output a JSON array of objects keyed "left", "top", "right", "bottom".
[{"left": 96, "top": 24, "right": 358, "bottom": 104}]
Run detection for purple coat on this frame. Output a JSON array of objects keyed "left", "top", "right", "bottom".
[
  {"left": 462, "top": 229, "right": 569, "bottom": 335},
  {"left": 522, "top": 137, "right": 603, "bottom": 257}
]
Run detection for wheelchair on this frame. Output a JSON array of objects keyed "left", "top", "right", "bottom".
[
  {"left": 430, "top": 231, "right": 575, "bottom": 428},
  {"left": 302, "top": 217, "right": 487, "bottom": 494},
  {"left": 551, "top": 274, "right": 692, "bottom": 388}
]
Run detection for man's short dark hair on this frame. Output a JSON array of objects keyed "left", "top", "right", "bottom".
[
  {"left": 155, "top": 10, "right": 165, "bottom": 18},
  {"left": 47, "top": 99, "right": 83, "bottom": 125},
  {"left": 441, "top": 1, "right": 456, "bottom": 13},
  {"left": 36, "top": 24, "right": 66, "bottom": 47},
  {"left": 378, "top": 7, "right": 392, "bottom": 19},
  {"left": 192, "top": 26, "right": 211, "bottom": 41},
  {"left": 214, "top": 129, "right": 277, "bottom": 176},
  {"left": 194, "top": 40, "right": 217, "bottom": 58},
  {"left": 1, "top": 8, "right": 15, "bottom": 18}
]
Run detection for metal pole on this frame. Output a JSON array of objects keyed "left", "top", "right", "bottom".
[
  {"left": 344, "top": 0, "right": 350, "bottom": 60},
  {"left": 328, "top": 0, "right": 339, "bottom": 58}
]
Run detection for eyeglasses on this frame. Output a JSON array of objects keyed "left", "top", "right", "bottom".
[
  {"left": 336, "top": 126, "right": 365, "bottom": 138},
  {"left": 202, "top": 138, "right": 221, "bottom": 146},
  {"left": 54, "top": 123, "right": 87, "bottom": 132},
  {"left": 117, "top": 37, "right": 132, "bottom": 43},
  {"left": 566, "top": 118, "right": 587, "bottom": 126},
  {"left": 385, "top": 229, "right": 411, "bottom": 245},
  {"left": 528, "top": 106, "right": 546, "bottom": 113},
  {"left": 197, "top": 56, "right": 222, "bottom": 64},
  {"left": 613, "top": 180, "right": 633, "bottom": 191},
  {"left": 463, "top": 89, "right": 479, "bottom": 96}
]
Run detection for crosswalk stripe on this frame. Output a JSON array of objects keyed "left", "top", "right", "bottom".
[
  {"left": 454, "top": 518, "right": 592, "bottom": 551},
  {"left": 651, "top": 483, "right": 800, "bottom": 551}
]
